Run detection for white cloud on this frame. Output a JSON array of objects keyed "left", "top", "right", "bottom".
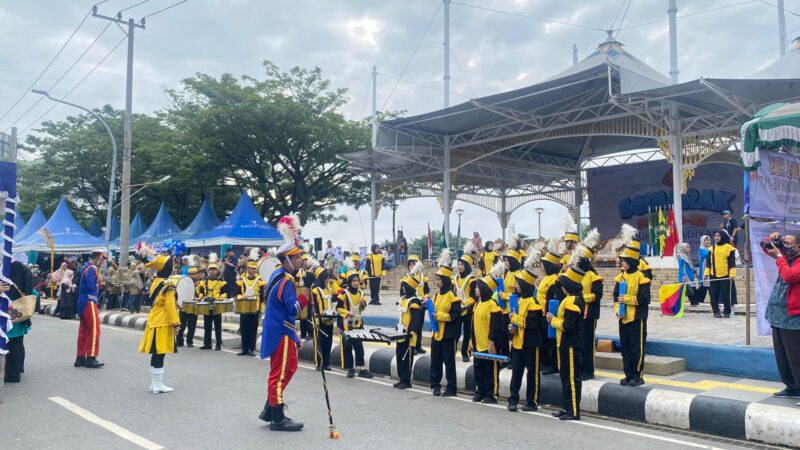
[{"left": 342, "top": 16, "right": 383, "bottom": 48}]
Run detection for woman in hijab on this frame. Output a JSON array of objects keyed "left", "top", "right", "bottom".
[
  {"left": 52, "top": 262, "right": 76, "bottom": 319},
  {"left": 690, "top": 236, "right": 712, "bottom": 305}
]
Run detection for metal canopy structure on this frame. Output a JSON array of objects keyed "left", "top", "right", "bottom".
[{"left": 341, "top": 34, "right": 800, "bottom": 242}]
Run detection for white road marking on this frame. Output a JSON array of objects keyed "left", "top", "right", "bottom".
[
  {"left": 48, "top": 396, "right": 163, "bottom": 450},
  {"left": 42, "top": 316, "right": 725, "bottom": 449}
]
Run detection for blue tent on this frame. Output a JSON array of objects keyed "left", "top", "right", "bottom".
[
  {"left": 14, "top": 210, "right": 25, "bottom": 233},
  {"left": 174, "top": 197, "right": 221, "bottom": 241},
  {"left": 109, "top": 215, "right": 121, "bottom": 241},
  {"left": 186, "top": 192, "right": 283, "bottom": 247},
  {"left": 14, "top": 198, "right": 104, "bottom": 252},
  {"left": 136, "top": 202, "right": 181, "bottom": 245},
  {"left": 15, "top": 205, "right": 46, "bottom": 243},
  {"left": 109, "top": 212, "right": 146, "bottom": 249},
  {"left": 86, "top": 217, "right": 104, "bottom": 237}
]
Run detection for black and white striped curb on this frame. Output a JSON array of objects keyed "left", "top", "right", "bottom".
[{"left": 297, "top": 343, "right": 800, "bottom": 448}]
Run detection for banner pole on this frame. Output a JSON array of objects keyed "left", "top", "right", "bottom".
[{"left": 744, "top": 214, "right": 751, "bottom": 346}]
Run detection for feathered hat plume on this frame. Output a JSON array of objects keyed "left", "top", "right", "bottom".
[
  {"left": 507, "top": 233, "right": 521, "bottom": 252},
  {"left": 582, "top": 228, "right": 600, "bottom": 250},
  {"left": 613, "top": 223, "right": 638, "bottom": 250},
  {"left": 248, "top": 247, "right": 261, "bottom": 261},
  {"left": 489, "top": 259, "right": 505, "bottom": 280},
  {"left": 208, "top": 252, "right": 219, "bottom": 264},
  {"left": 277, "top": 214, "right": 302, "bottom": 244},
  {"left": 437, "top": 248, "right": 451, "bottom": 268},
  {"left": 524, "top": 240, "right": 546, "bottom": 270},
  {"left": 462, "top": 240, "right": 476, "bottom": 257}
]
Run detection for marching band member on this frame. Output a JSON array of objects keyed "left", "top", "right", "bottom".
[
  {"left": 429, "top": 250, "right": 461, "bottom": 397},
  {"left": 237, "top": 249, "right": 266, "bottom": 356},
  {"left": 394, "top": 263, "right": 424, "bottom": 389},
  {"left": 336, "top": 260, "right": 373, "bottom": 379},
  {"left": 478, "top": 241, "right": 499, "bottom": 277},
  {"left": 613, "top": 225, "right": 652, "bottom": 387},
  {"left": 258, "top": 215, "right": 308, "bottom": 432},
  {"left": 297, "top": 253, "right": 315, "bottom": 339},
  {"left": 578, "top": 230, "right": 603, "bottom": 380},
  {"left": 176, "top": 264, "right": 203, "bottom": 347},
  {"left": 560, "top": 220, "right": 580, "bottom": 271},
  {"left": 365, "top": 244, "right": 386, "bottom": 305},
  {"left": 497, "top": 234, "right": 523, "bottom": 362},
  {"left": 539, "top": 238, "right": 565, "bottom": 375},
  {"left": 197, "top": 254, "right": 227, "bottom": 351},
  {"left": 471, "top": 260, "right": 506, "bottom": 403},
  {"left": 546, "top": 252, "right": 586, "bottom": 421},
  {"left": 455, "top": 242, "right": 478, "bottom": 362},
  {"left": 75, "top": 249, "right": 106, "bottom": 368},
  {"left": 136, "top": 245, "right": 181, "bottom": 393},
  {"left": 508, "top": 242, "right": 546, "bottom": 412},
  {"left": 311, "top": 266, "right": 335, "bottom": 371},
  {"left": 407, "top": 255, "right": 429, "bottom": 355}
]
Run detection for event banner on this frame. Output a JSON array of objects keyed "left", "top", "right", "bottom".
[
  {"left": 587, "top": 159, "right": 743, "bottom": 253},
  {"left": 749, "top": 219, "right": 800, "bottom": 336},
  {"left": 747, "top": 149, "right": 800, "bottom": 221}
]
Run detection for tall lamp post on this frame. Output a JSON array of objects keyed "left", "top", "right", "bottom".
[
  {"left": 455, "top": 208, "right": 464, "bottom": 256},
  {"left": 32, "top": 89, "right": 117, "bottom": 254},
  {"left": 389, "top": 200, "right": 398, "bottom": 265},
  {"left": 536, "top": 207, "right": 544, "bottom": 238}
]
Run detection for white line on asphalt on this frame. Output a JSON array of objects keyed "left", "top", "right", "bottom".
[
  {"left": 48, "top": 396, "right": 164, "bottom": 450},
  {"left": 41, "top": 316, "right": 725, "bottom": 449}
]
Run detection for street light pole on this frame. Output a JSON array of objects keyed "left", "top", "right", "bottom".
[
  {"left": 535, "top": 207, "right": 544, "bottom": 239},
  {"left": 31, "top": 90, "right": 117, "bottom": 254},
  {"left": 456, "top": 208, "right": 464, "bottom": 256},
  {"left": 390, "top": 201, "right": 398, "bottom": 265}
]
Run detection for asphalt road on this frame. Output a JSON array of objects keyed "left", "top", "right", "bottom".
[{"left": 2, "top": 316, "right": 758, "bottom": 450}]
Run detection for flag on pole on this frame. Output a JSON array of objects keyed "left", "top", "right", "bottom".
[
  {"left": 663, "top": 207, "right": 678, "bottom": 256},
  {"left": 657, "top": 207, "right": 667, "bottom": 255},
  {"left": 658, "top": 283, "right": 687, "bottom": 317},
  {"left": 427, "top": 222, "right": 433, "bottom": 260},
  {"left": 647, "top": 207, "right": 656, "bottom": 257},
  {"left": 439, "top": 223, "right": 447, "bottom": 250}
]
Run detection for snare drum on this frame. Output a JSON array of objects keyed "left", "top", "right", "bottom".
[
  {"left": 235, "top": 298, "right": 260, "bottom": 314},
  {"left": 182, "top": 300, "right": 198, "bottom": 314},
  {"left": 211, "top": 299, "right": 234, "bottom": 315},
  {"left": 194, "top": 302, "right": 211, "bottom": 315}
]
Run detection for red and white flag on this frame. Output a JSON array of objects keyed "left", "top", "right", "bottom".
[{"left": 663, "top": 207, "right": 679, "bottom": 257}]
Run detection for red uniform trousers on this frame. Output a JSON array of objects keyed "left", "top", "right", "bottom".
[
  {"left": 267, "top": 335, "right": 298, "bottom": 406},
  {"left": 76, "top": 302, "right": 101, "bottom": 358}
]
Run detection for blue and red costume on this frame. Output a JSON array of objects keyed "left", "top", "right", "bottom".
[
  {"left": 76, "top": 263, "right": 101, "bottom": 359},
  {"left": 261, "top": 266, "right": 308, "bottom": 407}
]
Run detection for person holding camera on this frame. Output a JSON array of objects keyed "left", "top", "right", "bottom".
[{"left": 764, "top": 232, "right": 800, "bottom": 402}]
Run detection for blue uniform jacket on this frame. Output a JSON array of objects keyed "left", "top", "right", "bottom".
[
  {"left": 77, "top": 263, "right": 98, "bottom": 316},
  {"left": 260, "top": 267, "right": 306, "bottom": 359}
]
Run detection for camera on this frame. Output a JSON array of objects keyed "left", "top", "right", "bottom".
[{"left": 760, "top": 237, "right": 784, "bottom": 250}]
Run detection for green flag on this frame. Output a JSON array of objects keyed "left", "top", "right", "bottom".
[
  {"left": 647, "top": 208, "right": 656, "bottom": 257},
  {"left": 440, "top": 223, "right": 448, "bottom": 250}
]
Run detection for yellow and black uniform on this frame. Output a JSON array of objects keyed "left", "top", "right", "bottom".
[
  {"left": 137, "top": 255, "right": 180, "bottom": 393},
  {"left": 709, "top": 232, "right": 736, "bottom": 317},
  {"left": 508, "top": 268, "right": 544, "bottom": 411},
  {"left": 550, "top": 265, "right": 586, "bottom": 420},
  {"left": 539, "top": 250, "right": 565, "bottom": 374},
  {"left": 311, "top": 267, "right": 335, "bottom": 370},
  {"left": 455, "top": 253, "right": 478, "bottom": 361},
  {"left": 471, "top": 276, "right": 506, "bottom": 402},
  {"left": 496, "top": 248, "right": 522, "bottom": 360},
  {"left": 430, "top": 268, "right": 461, "bottom": 396},
  {"left": 406, "top": 256, "right": 430, "bottom": 354},
  {"left": 478, "top": 245, "right": 500, "bottom": 277},
  {"left": 197, "top": 272, "right": 227, "bottom": 350},
  {"left": 177, "top": 267, "right": 201, "bottom": 348},
  {"left": 613, "top": 241, "right": 652, "bottom": 385},
  {"left": 236, "top": 269, "right": 266, "bottom": 356},
  {"left": 579, "top": 258, "right": 604, "bottom": 379},
  {"left": 365, "top": 245, "right": 386, "bottom": 305},
  {"left": 335, "top": 273, "right": 372, "bottom": 378},
  {"left": 396, "top": 275, "right": 424, "bottom": 388}
]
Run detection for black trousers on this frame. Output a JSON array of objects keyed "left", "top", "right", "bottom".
[
  {"left": 203, "top": 314, "right": 222, "bottom": 347},
  {"left": 5, "top": 335, "right": 25, "bottom": 382},
  {"left": 543, "top": 337, "right": 558, "bottom": 371},
  {"left": 692, "top": 286, "right": 708, "bottom": 304},
  {"left": 368, "top": 277, "right": 381, "bottom": 304},
  {"left": 460, "top": 313, "right": 473, "bottom": 357},
  {"left": 773, "top": 327, "right": 800, "bottom": 392},
  {"left": 619, "top": 319, "right": 647, "bottom": 380},
  {"left": 581, "top": 318, "right": 597, "bottom": 377},
  {"left": 496, "top": 315, "right": 510, "bottom": 358},
  {"left": 340, "top": 334, "right": 365, "bottom": 369},
  {"left": 239, "top": 313, "right": 259, "bottom": 352},
  {"left": 509, "top": 346, "right": 540, "bottom": 406},
  {"left": 430, "top": 338, "right": 457, "bottom": 391},
  {"left": 709, "top": 277, "right": 732, "bottom": 315},
  {"left": 299, "top": 307, "right": 313, "bottom": 339},
  {"left": 314, "top": 323, "right": 334, "bottom": 368},
  {"left": 559, "top": 345, "right": 583, "bottom": 417},
  {"left": 396, "top": 339, "right": 415, "bottom": 384},
  {"left": 177, "top": 311, "right": 197, "bottom": 345},
  {"left": 473, "top": 357, "right": 499, "bottom": 398},
  {"left": 416, "top": 313, "right": 425, "bottom": 351}
]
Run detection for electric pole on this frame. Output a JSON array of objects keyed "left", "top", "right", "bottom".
[{"left": 92, "top": 6, "right": 145, "bottom": 268}]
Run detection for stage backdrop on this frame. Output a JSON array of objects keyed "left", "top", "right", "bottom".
[{"left": 587, "top": 159, "right": 743, "bottom": 254}]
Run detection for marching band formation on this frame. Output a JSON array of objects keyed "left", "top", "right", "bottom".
[{"left": 68, "top": 214, "right": 653, "bottom": 432}]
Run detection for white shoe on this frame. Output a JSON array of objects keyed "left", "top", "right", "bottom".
[
  {"left": 151, "top": 368, "right": 173, "bottom": 394},
  {"left": 148, "top": 368, "right": 155, "bottom": 392}
]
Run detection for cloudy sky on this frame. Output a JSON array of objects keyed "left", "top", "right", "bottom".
[{"left": 0, "top": 0, "right": 796, "bottom": 249}]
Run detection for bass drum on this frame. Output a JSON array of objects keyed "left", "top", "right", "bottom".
[
  {"left": 168, "top": 275, "right": 196, "bottom": 308},
  {"left": 258, "top": 257, "right": 281, "bottom": 282}
]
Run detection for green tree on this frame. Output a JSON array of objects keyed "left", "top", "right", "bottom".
[{"left": 165, "top": 61, "right": 370, "bottom": 225}]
